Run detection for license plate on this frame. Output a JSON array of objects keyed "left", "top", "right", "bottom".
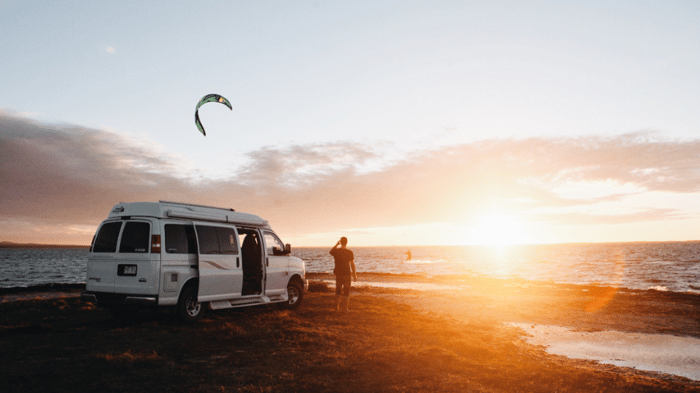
[{"left": 118, "top": 264, "right": 137, "bottom": 276}]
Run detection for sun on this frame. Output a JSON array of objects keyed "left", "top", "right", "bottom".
[{"left": 470, "top": 211, "right": 531, "bottom": 246}]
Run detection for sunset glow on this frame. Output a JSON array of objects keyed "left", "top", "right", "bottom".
[
  {"left": 470, "top": 212, "right": 532, "bottom": 246},
  {"left": 2, "top": 2, "right": 700, "bottom": 247}
]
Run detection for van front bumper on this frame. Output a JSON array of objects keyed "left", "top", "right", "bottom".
[{"left": 81, "top": 291, "right": 158, "bottom": 306}]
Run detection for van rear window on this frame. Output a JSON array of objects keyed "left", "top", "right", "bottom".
[
  {"left": 119, "top": 222, "right": 151, "bottom": 253},
  {"left": 165, "top": 224, "right": 198, "bottom": 254},
  {"left": 92, "top": 222, "right": 123, "bottom": 253}
]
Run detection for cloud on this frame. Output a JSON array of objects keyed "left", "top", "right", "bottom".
[
  {"left": 235, "top": 142, "right": 379, "bottom": 188},
  {"left": 535, "top": 208, "right": 686, "bottom": 226},
  {"left": 2, "top": 112, "right": 700, "bottom": 244}
]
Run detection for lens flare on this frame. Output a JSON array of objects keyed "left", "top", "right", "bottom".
[{"left": 584, "top": 248, "right": 626, "bottom": 312}]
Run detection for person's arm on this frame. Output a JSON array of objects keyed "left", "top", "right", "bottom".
[
  {"left": 329, "top": 240, "right": 340, "bottom": 255},
  {"left": 350, "top": 259, "right": 357, "bottom": 281}
]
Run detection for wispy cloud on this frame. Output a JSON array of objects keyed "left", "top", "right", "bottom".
[
  {"left": 235, "top": 143, "right": 379, "bottom": 188},
  {"left": 2, "top": 112, "right": 700, "bottom": 244}
]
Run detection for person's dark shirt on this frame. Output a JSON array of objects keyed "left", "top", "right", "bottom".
[{"left": 330, "top": 248, "right": 354, "bottom": 276}]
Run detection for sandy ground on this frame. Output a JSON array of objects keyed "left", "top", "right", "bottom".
[
  {"left": 4, "top": 275, "right": 699, "bottom": 385},
  {"left": 309, "top": 272, "right": 700, "bottom": 383},
  {"left": 307, "top": 273, "right": 700, "bottom": 337}
]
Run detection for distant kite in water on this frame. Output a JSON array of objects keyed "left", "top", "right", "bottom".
[{"left": 195, "top": 94, "right": 232, "bottom": 136}]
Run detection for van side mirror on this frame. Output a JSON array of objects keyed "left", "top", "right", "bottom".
[{"left": 284, "top": 244, "right": 292, "bottom": 255}]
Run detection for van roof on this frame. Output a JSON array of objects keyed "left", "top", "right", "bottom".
[{"left": 107, "top": 201, "right": 269, "bottom": 227}]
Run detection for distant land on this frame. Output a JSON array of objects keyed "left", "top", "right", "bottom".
[{"left": 0, "top": 242, "right": 89, "bottom": 249}]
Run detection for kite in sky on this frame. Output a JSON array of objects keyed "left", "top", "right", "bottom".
[{"left": 195, "top": 94, "right": 232, "bottom": 136}]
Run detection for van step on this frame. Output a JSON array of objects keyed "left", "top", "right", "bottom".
[
  {"left": 209, "top": 297, "right": 267, "bottom": 310},
  {"left": 267, "top": 295, "right": 286, "bottom": 302}
]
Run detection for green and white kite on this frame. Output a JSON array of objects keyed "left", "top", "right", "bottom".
[{"left": 195, "top": 93, "right": 232, "bottom": 136}]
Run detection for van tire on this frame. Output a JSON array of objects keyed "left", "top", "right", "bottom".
[
  {"left": 283, "top": 281, "right": 303, "bottom": 309},
  {"left": 177, "top": 285, "right": 204, "bottom": 324}
]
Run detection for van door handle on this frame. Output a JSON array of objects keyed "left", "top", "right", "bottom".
[{"left": 266, "top": 257, "right": 269, "bottom": 267}]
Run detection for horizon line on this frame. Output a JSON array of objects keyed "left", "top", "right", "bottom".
[{"left": 3, "top": 239, "right": 700, "bottom": 249}]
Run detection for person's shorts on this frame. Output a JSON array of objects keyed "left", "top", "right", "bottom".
[{"left": 335, "top": 275, "right": 352, "bottom": 296}]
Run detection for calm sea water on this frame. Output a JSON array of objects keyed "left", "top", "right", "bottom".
[
  {"left": 2, "top": 242, "right": 700, "bottom": 293},
  {"left": 0, "top": 248, "right": 88, "bottom": 289}
]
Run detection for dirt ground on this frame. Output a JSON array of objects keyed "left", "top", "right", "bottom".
[{"left": 1, "top": 276, "right": 699, "bottom": 392}]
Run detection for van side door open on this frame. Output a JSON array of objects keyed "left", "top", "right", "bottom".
[
  {"left": 263, "top": 231, "right": 289, "bottom": 296},
  {"left": 194, "top": 224, "right": 243, "bottom": 302},
  {"left": 238, "top": 228, "right": 265, "bottom": 296}
]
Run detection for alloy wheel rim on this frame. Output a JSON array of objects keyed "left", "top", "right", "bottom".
[
  {"left": 186, "top": 297, "right": 201, "bottom": 316},
  {"left": 288, "top": 287, "right": 299, "bottom": 304}
]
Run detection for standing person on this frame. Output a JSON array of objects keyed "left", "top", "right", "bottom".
[
  {"left": 405, "top": 249, "right": 412, "bottom": 262},
  {"left": 330, "top": 237, "right": 357, "bottom": 312}
]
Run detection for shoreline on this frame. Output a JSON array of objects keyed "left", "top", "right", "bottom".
[
  {"left": 0, "top": 242, "right": 89, "bottom": 249},
  {"left": 5, "top": 274, "right": 696, "bottom": 340},
  {"left": 3, "top": 274, "right": 698, "bottom": 342},
  {"left": 3, "top": 272, "right": 699, "bottom": 328},
  {"left": 0, "top": 283, "right": 85, "bottom": 304},
  {"left": 3, "top": 271, "right": 699, "bottom": 293}
]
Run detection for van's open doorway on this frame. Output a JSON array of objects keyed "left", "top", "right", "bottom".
[{"left": 238, "top": 228, "right": 263, "bottom": 296}]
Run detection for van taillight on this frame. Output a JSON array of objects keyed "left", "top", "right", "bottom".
[{"left": 151, "top": 235, "right": 161, "bottom": 253}]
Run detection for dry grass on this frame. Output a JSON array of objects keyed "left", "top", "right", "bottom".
[{"left": 1, "top": 286, "right": 698, "bottom": 392}]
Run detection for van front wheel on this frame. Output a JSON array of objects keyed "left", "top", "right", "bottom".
[
  {"left": 177, "top": 285, "right": 204, "bottom": 324},
  {"left": 283, "top": 281, "right": 303, "bottom": 309}
]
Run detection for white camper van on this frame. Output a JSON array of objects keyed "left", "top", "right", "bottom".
[{"left": 82, "top": 201, "right": 307, "bottom": 323}]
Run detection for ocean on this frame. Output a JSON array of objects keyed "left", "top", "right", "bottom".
[{"left": 2, "top": 242, "right": 700, "bottom": 293}]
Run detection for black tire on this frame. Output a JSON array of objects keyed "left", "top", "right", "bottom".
[
  {"left": 109, "top": 306, "right": 138, "bottom": 320},
  {"left": 177, "top": 285, "right": 205, "bottom": 324},
  {"left": 282, "top": 281, "right": 303, "bottom": 309}
]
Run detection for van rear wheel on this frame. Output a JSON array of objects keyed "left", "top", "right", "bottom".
[{"left": 177, "top": 285, "right": 204, "bottom": 324}]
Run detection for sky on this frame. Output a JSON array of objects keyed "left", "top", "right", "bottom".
[{"left": 1, "top": 0, "right": 700, "bottom": 246}]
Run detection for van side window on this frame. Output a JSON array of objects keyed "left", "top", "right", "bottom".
[
  {"left": 263, "top": 232, "right": 285, "bottom": 256},
  {"left": 165, "top": 224, "right": 197, "bottom": 254},
  {"left": 197, "top": 226, "right": 220, "bottom": 254},
  {"left": 93, "top": 222, "right": 123, "bottom": 253},
  {"left": 196, "top": 225, "right": 239, "bottom": 255},
  {"left": 217, "top": 227, "right": 239, "bottom": 254},
  {"left": 119, "top": 222, "right": 151, "bottom": 253}
]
